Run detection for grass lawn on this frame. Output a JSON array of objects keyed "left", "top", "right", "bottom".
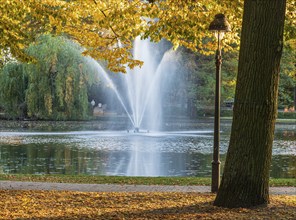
[
  {"left": 0, "top": 190, "right": 295, "bottom": 219},
  {"left": 0, "top": 174, "right": 295, "bottom": 187}
]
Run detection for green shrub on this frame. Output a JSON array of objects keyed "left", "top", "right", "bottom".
[{"left": 277, "top": 111, "right": 296, "bottom": 119}]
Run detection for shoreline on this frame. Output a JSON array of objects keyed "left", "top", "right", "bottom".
[{"left": 0, "top": 117, "right": 295, "bottom": 132}]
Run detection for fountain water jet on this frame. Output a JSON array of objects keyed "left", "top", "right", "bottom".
[
  {"left": 88, "top": 60, "right": 136, "bottom": 128},
  {"left": 91, "top": 38, "right": 176, "bottom": 132}
]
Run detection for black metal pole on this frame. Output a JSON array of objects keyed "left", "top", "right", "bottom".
[
  {"left": 211, "top": 45, "right": 222, "bottom": 193},
  {"left": 294, "top": 86, "right": 296, "bottom": 111}
]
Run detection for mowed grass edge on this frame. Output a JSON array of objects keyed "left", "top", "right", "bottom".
[{"left": 0, "top": 174, "right": 295, "bottom": 187}]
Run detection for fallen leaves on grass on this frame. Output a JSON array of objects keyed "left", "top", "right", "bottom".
[{"left": 0, "top": 190, "right": 295, "bottom": 219}]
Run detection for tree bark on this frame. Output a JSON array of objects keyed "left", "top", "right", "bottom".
[{"left": 214, "top": 0, "right": 286, "bottom": 208}]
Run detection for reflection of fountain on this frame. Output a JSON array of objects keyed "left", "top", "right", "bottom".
[{"left": 126, "top": 137, "right": 162, "bottom": 177}]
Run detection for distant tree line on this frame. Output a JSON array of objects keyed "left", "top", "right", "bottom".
[
  {"left": 0, "top": 35, "right": 295, "bottom": 120},
  {"left": 0, "top": 35, "right": 98, "bottom": 120}
]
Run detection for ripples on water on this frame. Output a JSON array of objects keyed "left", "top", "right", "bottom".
[
  {"left": 0, "top": 129, "right": 295, "bottom": 178},
  {"left": 0, "top": 130, "right": 294, "bottom": 154}
]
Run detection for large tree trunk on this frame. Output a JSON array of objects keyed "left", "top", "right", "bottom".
[{"left": 214, "top": 0, "right": 286, "bottom": 208}]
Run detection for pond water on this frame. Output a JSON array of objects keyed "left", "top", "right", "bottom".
[{"left": 0, "top": 121, "right": 295, "bottom": 178}]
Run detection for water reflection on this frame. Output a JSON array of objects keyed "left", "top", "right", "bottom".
[{"left": 0, "top": 128, "right": 295, "bottom": 178}]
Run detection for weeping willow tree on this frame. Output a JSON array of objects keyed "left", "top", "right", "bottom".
[
  {"left": 0, "top": 62, "right": 27, "bottom": 118},
  {"left": 25, "top": 35, "right": 97, "bottom": 120}
]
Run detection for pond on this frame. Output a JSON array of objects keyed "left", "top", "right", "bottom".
[{"left": 0, "top": 120, "right": 295, "bottom": 178}]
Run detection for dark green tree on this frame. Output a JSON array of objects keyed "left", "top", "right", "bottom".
[
  {"left": 172, "top": 47, "right": 237, "bottom": 118},
  {"left": 0, "top": 62, "right": 27, "bottom": 118},
  {"left": 278, "top": 41, "right": 296, "bottom": 109}
]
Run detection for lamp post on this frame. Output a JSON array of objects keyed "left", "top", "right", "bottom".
[{"left": 208, "top": 14, "right": 231, "bottom": 193}]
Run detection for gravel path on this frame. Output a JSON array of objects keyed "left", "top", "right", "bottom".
[{"left": 0, "top": 181, "right": 295, "bottom": 195}]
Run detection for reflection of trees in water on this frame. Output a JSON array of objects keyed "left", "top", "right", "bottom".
[
  {"left": 0, "top": 144, "right": 106, "bottom": 175},
  {"left": 270, "top": 155, "right": 296, "bottom": 178},
  {"left": 274, "top": 130, "right": 296, "bottom": 140},
  {"left": 0, "top": 144, "right": 294, "bottom": 178},
  {"left": 184, "top": 153, "right": 212, "bottom": 177}
]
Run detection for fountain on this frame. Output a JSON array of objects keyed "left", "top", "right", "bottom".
[
  {"left": 89, "top": 37, "right": 175, "bottom": 132},
  {"left": 87, "top": 38, "right": 179, "bottom": 176}
]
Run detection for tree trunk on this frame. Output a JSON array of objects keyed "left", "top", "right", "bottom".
[{"left": 214, "top": 0, "right": 286, "bottom": 208}]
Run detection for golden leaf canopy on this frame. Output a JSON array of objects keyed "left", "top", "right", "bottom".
[{"left": 1, "top": 0, "right": 295, "bottom": 72}]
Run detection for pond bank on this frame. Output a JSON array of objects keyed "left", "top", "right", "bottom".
[
  {"left": 0, "top": 117, "right": 219, "bottom": 131},
  {"left": 0, "top": 117, "right": 294, "bottom": 132},
  {"left": 0, "top": 118, "right": 130, "bottom": 131}
]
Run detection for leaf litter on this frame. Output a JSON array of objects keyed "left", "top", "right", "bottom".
[{"left": 0, "top": 190, "right": 295, "bottom": 219}]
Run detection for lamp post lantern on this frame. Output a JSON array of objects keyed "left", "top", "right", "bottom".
[{"left": 208, "top": 14, "right": 231, "bottom": 193}]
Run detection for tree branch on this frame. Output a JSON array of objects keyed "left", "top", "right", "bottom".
[{"left": 99, "top": 10, "right": 120, "bottom": 38}]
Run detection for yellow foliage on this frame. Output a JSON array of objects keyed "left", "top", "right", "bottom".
[
  {"left": 0, "top": 190, "right": 295, "bottom": 219},
  {"left": 1, "top": 0, "right": 295, "bottom": 72}
]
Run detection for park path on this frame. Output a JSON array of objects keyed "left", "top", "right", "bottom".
[{"left": 0, "top": 181, "right": 295, "bottom": 195}]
